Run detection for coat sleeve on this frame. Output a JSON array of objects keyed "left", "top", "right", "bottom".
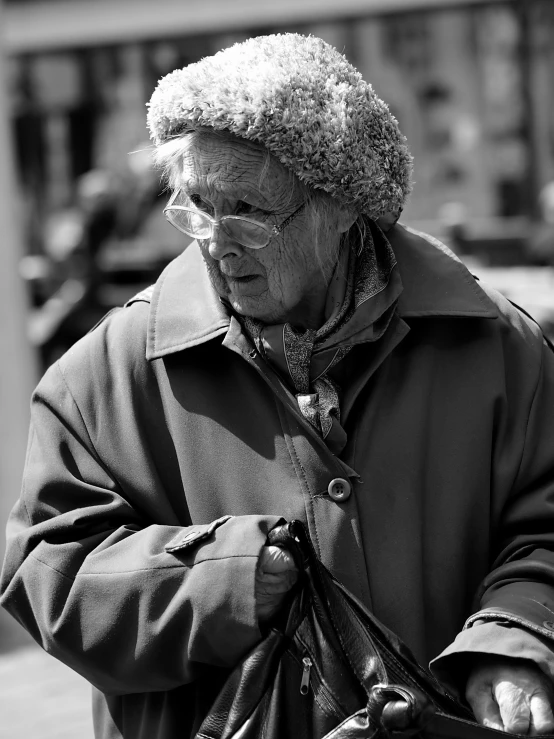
[
  {"left": 0, "top": 361, "right": 282, "bottom": 696},
  {"left": 431, "top": 326, "right": 554, "bottom": 692}
]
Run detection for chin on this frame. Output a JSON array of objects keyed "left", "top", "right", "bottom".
[{"left": 230, "top": 296, "right": 283, "bottom": 324}]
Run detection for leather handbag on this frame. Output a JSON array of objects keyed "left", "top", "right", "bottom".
[{"left": 194, "top": 520, "right": 514, "bottom": 739}]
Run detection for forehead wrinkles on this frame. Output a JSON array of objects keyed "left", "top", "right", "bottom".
[{"left": 179, "top": 134, "right": 297, "bottom": 207}]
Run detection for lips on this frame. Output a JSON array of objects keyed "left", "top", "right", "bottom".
[
  {"left": 220, "top": 268, "right": 261, "bottom": 281},
  {"left": 227, "top": 274, "right": 258, "bottom": 282},
  {"left": 218, "top": 262, "right": 265, "bottom": 293},
  {"left": 222, "top": 272, "right": 264, "bottom": 296}
]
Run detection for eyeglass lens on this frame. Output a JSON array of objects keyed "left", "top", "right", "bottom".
[{"left": 166, "top": 208, "right": 271, "bottom": 248}]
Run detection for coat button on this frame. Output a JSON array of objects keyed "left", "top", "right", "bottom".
[{"left": 327, "top": 478, "right": 352, "bottom": 502}]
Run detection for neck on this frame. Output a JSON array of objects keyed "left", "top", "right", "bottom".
[
  {"left": 280, "top": 292, "right": 328, "bottom": 331},
  {"left": 281, "top": 246, "right": 352, "bottom": 331}
]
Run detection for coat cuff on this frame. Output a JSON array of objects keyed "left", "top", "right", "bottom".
[
  {"left": 429, "top": 618, "right": 554, "bottom": 699},
  {"left": 165, "top": 513, "right": 284, "bottom": 669}
]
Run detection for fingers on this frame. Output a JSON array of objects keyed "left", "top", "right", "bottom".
[
  {"left": 466, "top": 658, "right": 554, "bottom": 736},
  {"left": 255, "top": 545, "right": 298, "bottom": 623},
  {"left": 254, "top": 575, "right": 295, "bottom": 621},
  {"left": 466, "top": 677, "right": 504, "bottom": 732},
  {"left": 529, "top": 692, "right": 554, "bottom": 735},
  {"left": 468, "top": 677, "right": 533, "bottom": 734},
  {"left": 495, "top": 684, "right": 554, "bottom": 735},
  {"left": 256, "top": 570, "right": 298, "bottom": 595},
  {"left": 258, "top": 545, "right": 297, "bottom": 574},
  {"left": 495, "top": 682, "right": 533, "bottom": 735}
]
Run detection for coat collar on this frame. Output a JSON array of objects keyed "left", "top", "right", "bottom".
[
  {"left": 146, "top": 244, "right": 229, "bottom": 360},
  {"left": 146, "top": 224, "right": 498, "bottom": 360},
  {"left": 390, "top": 225, "right": 498, "bottom": 318}
]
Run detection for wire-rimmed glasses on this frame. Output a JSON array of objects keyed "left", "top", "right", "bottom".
[{"left": 163, "top": 190, "right": 305, "bottom": 249}]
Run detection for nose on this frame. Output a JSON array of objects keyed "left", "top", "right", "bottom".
[{"left": 207, "top": 222, "right": 243, "bottom": 261}]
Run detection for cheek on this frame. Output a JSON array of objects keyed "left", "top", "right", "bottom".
[
  {"left": 263, "top": 237, "right": 322, "bottom": 299},
  {"left": 198, "top": 245, "right": 227, "bottom": 290}
]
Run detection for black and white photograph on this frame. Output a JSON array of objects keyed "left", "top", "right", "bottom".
[{"left": 2, "top": 1, "right": 554, "bottom": 738}]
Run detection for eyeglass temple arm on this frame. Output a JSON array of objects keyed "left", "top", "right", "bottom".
[{"left": 272, "top": 202, "right": 306, "bottom": 235}]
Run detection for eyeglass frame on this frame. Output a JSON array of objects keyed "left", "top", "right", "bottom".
[{"left": 163, "top": 189, "right": 306, "bottom": 249}]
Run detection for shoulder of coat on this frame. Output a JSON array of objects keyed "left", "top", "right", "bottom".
[
  {"left": 124, "top": 285, "right": 155, "bottom": 307},
  {"left": 60, "top": 289, "right": 152, "bottom": 380},
  {"left": 472, "top": 276, "right": 550, "bottom": 361}
]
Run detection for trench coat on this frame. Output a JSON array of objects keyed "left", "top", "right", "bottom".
[{"left": 2, "top": 224, "right": 554, "bottom": 739}]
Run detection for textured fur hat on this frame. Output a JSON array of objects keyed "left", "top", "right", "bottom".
[{"left": 147, "top": 33, "right": 413, "bottom": 219}]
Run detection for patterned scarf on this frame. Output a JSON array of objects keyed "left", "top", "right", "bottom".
[{"left": 240, "top": 220, "right": 401, "bottom": 454}]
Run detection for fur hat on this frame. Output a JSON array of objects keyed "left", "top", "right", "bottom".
[{"left": 147, "top": 33, "right": 413, "bottom": 219}]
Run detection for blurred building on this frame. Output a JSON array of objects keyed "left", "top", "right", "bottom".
[{"left": 3, "top": 0, "right": 554, "bottom": 354}]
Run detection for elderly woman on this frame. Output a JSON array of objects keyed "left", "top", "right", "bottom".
[{"left": 3, "top": 34, "right": 554, "bottom": 739}]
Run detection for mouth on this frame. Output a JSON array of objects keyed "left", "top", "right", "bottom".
[
  {"left": 226, "top": 274, "right": 260, "bottom": 283},
  {"left": 222, "top": 272, "right": 265, "bottom": 297}
]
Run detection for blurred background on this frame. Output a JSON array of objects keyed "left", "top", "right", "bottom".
[{"left": 1, "top": 0, "right": 554, "bottom": 736}]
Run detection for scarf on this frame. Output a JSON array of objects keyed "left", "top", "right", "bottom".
[{"left": 240, "top": 220, "right": 402, "bottom": 454}]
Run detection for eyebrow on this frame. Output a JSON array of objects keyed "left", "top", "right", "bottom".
[{"left": 179, "top": 177, "right": 276, "bottom": 209}]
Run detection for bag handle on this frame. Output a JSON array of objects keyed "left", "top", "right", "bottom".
[{"left": 369, "top": 684, "right": 437, "bottom": 732}]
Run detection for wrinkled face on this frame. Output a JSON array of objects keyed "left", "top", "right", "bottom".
[{"left": 174, "top": 132, "right": 352, "bottom": 327}]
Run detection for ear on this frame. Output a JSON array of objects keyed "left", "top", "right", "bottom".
[{"left": 336, "top": 206, "right": 359, "bottom": 234}]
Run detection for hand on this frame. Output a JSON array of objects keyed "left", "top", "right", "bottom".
[
  {"left": 255, "top": 545, "right": 298, "bottom": 623},
  {"left": 466, "top": 656, "right": 554, "bottom": 735}
]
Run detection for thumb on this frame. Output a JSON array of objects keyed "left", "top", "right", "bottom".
[{"left": 258, "top": 545, "right": 298, "bottom": 574}]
